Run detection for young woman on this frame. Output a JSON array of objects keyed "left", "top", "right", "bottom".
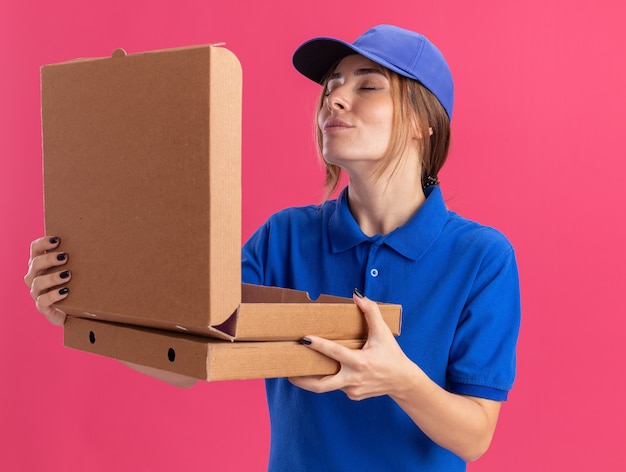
[{"left": 25, "top": 25, "right": 520, "bottom": 471}]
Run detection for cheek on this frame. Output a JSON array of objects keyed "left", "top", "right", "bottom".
[
  {"left": 373, "top": 112, "right": 394, "bottom": 143},
  {"left": 369, "top": 109, "right": 395, "bottom": 153},
  {"left": 367, "top": 100, "right": 394, "bottom": 132},
  {"left": 382, "top": 104, "right": 395, "bottom": 133},
  {"left": 317, "top": 108, "right": 327, "bottom": 129}
]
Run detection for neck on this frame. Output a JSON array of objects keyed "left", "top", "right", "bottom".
[{"left": 347, "top": 164, "right": 426, "bottom": 237}]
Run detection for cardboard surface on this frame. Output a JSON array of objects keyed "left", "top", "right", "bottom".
[
  {"left": 211, "top": 283, "right": 401, "bottom": 340},
  {"left": 65, "top": 316, "right": 365, "bottom": 380},
  {"left": 42, "top": 44, "right": 243, "bottom": 331}
]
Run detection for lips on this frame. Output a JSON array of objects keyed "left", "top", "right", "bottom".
[{"left": 323, "top": 119, "right": 353, "bottom": 132}]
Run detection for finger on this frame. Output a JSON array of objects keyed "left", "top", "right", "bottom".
[
  {"left": 29, "top": 236, "right": 60, "bottom": 259},
  {"left": 24, "top": 251, "right": 68, "bottom": 288},
  {"left": 352, "top": 290, "right": 391, "bottom": 338},
  {"left": 301, "top": 335, "right": 361, "bottom": 365},
  {"left": 36, "top": 287, "right": 69, "bottom": 326},
  {"left": 293, "top": 336, "right": 363, "bottom": 392},
  {"left": 29, "top": 270, "right": 72, "bottom": 301},
  {"left": 288, "top": 373, "right": 344, "bottom": 393}
]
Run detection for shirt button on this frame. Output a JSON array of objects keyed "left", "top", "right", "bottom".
[{"left": 370, "top": 268, "right": 379, "bottom": 277}]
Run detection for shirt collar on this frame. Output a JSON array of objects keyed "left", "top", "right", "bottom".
[{"left": 328, "top": 186, "right": 449, "bottom": 261}]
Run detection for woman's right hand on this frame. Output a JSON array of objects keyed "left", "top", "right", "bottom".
[{"left": 24, "top": 236, "right": 71, "bottom": 326}]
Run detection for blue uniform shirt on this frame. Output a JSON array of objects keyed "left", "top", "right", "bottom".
[{"left": 242, "top": 186, "right": 521, "bottom": 471}]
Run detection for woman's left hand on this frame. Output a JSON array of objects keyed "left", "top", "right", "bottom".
[{"left": 288, "top": 290, "right": 415, "bottom": 400}]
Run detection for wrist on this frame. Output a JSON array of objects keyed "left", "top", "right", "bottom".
[{"left": 389, "top": 357, "right": 428, "bottom": 402}]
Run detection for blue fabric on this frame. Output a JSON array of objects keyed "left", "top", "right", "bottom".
[{"left": 242, "top": 186, "right": 521, "bottom": 471}]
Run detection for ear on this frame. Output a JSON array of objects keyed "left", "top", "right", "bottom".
[{"left": 412, "top": 124, "right": 433, "bottom": 140}]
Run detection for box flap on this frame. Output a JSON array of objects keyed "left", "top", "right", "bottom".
[
  {"left": 206, "top": 284, "right": 402, "bottom": 341},
  {"left": 241, "top": 283, "right": 353, "bottom": 303}
]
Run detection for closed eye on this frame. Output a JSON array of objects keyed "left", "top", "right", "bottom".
[{"left": 324, "top": 80, "right": 340, "bottom": 97}]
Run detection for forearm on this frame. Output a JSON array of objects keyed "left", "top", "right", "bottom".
[
  {"left": 119, "top": 361, "right": 199, "bottom": 389},
  {"left": 390, "top": 361, "right": 500, "bottom": 462}
]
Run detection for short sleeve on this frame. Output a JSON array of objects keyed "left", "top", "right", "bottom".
[{"left": 447, "top": 242, "right": 521, "bottom": 401}]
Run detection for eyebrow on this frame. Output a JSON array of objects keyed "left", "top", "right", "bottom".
[{"left": 327, "top": 67, "right": 386, "bottom": 81}]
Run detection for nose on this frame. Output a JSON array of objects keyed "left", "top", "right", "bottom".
[{"left": 325, "top": 86, "right": 349, "bottom": 112}]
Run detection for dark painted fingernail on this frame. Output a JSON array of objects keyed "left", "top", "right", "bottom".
[
  {"left": 49, "top": 237, "right": 59, "bottom": 244},
  {"left": 59, "top": 287, "right": 69, "bottom": 295},
  {"left": 353, "top": 288, "right": 365, "bottom": 298},
  {"left": 60, "top": 270, "right": 70, "bottom": 279},
  {"left": 56, "top": 253, "right": 67, "bottom": 261},
  {"left": 299, "top": 337, "right": 312, "bottom": 345}
]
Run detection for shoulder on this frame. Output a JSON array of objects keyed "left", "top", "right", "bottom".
[
  {"left": 242, "top": 200, "right": 338, "bottom": 286},
  {"left": 263, "top": 200, "right": 336, "bottom": 231},
  {"left": 244, "top": 201, "right": 334, "bottom": 252},
  {"left": 268, "top": 202, "right": 324, "bottom": 221},
  {"left": 444, "top": 211, "right": 515, "bottom": 258}
]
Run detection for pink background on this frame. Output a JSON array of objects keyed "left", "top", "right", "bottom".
[{"left": 2, "top": 1, "right": 625, "bottom": 470}]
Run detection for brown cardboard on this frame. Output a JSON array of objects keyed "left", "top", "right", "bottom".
[
  {"left": 209, "top": 283, "right": 400, "bottom": 341},
  {"left": 41, "top": 44, "right": 402, "bottom": 343},
  {"left": 42, "top": 44, "right": 243, "bottom": 334},
  {"left": 65, "top": 316, "right": 365, "bottom": 381}
]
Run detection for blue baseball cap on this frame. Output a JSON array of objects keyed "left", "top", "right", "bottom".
[{"left": 292, "top": 24, "right": 454, "bottom": 120}]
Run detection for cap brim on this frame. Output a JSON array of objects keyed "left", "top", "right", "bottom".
[
  {"left": 292, "top": 38, "right": 361, "bottom": 84},
  {"left": 292, "top": 37, "right": 422, "bottom": 86}
]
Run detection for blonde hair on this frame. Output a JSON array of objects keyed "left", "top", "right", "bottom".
[{"left": 316, "top": 66, "right": 451, "bottom": 199}]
